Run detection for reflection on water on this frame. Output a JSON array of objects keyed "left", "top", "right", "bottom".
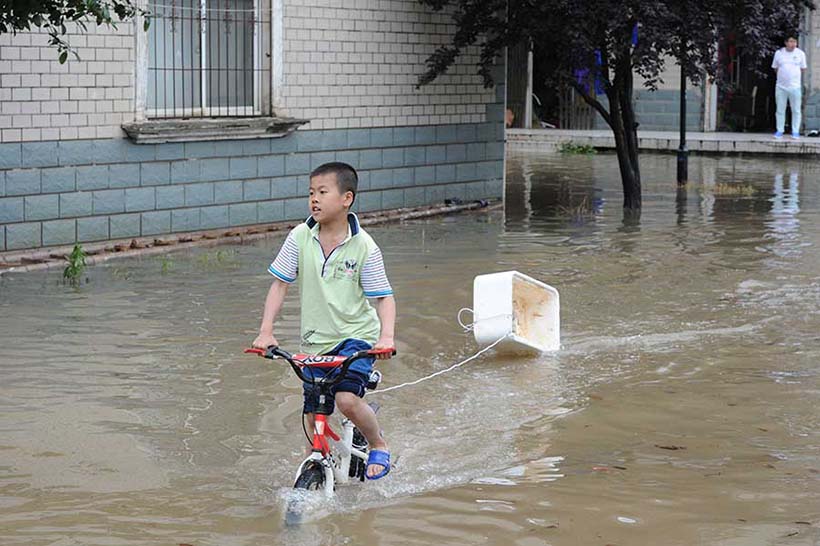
[{"left": 1, "top": 151, "right": 819, "bottom": 545}]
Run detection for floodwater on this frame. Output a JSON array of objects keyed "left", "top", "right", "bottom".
[{"left": 1, "top": 150, "right": 819, "bottom": 546}]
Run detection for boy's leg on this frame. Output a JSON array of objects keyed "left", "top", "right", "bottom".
[{"left": 335, "top": 392, "right": 388, "bottom": 477}]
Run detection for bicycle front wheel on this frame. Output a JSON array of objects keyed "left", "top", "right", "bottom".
[{"left": 294, "top": 462, "right": 325, "bottom": 490}]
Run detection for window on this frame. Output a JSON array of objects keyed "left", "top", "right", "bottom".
[{"left": 146, "top": 0, "right": 271, "bottom": 118}]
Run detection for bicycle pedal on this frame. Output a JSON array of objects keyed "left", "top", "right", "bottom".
[{"left": 366, "top": 370, "right": 382, "bottom": 390}]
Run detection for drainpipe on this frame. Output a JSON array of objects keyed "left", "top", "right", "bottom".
[
  {"left": 524, "top": 40, "right": 533, "bottom": 129},
  {"left": 677, "top": 60, "right": 688, "bottom": 185}
]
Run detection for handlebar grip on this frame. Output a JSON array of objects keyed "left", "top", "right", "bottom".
[
  {"left": 244, "top": 348, "right": 266, "bottom": 355},
  {"left": 366, "top": 348, "right": 396, "bottom": 357}
]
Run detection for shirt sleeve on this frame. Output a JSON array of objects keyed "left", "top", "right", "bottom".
[
  {"left": 267, "top": 230, "right": 299, "bottom": 283},
  {"left": 360, "top": 246, "right": 393, "bottom": 298},
  {"left": 772, "top": 51, "right": 779, "bottom": 69},
  {"left": 801, "top": 52, "right": 808, "bottom": 69}
]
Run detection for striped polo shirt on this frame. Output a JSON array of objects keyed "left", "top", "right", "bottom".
[{"left": 268, "top": 213, "right": 393, "bottom": 363}]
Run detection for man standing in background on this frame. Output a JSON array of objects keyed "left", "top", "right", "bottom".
[{"left": 772, "top": 35, "right": 807, "bottom": 139}]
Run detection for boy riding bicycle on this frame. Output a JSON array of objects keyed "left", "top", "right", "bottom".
[{"left": 252, "top": 162, "right": 396, "bottom": 480}]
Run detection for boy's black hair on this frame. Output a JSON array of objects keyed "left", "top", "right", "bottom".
[
  {"left": 310, "top": 162, "right": 358, "bottom": 204},
  {"left": 785, "top": 34, "right": 798, "bottom": 42}
]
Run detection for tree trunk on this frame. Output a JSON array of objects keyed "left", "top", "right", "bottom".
[
  {"left": 610, "top": 53, "right": 641, "bottom": 210},
  {"left": 570, "top": 52, "right": 642, "bottom": 210}
]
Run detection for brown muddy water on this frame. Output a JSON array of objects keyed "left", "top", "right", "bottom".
[{"left": 1, "top": 151, "right": 819, "bottom": 546}]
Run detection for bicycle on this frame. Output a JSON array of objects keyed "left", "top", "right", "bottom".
[{"left": 244, "top": 345, "right": 395, "bottom": 500}]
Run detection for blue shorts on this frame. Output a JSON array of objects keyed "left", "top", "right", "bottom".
[{"left": 302, "top": 339, "right": 374, "bottom": 414}]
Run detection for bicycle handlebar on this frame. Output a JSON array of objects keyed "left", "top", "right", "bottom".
[{"left": 243, "top": 346, "right": 395, "bottom": 386}]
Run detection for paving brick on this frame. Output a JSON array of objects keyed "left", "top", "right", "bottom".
[
  {"left": 0, "top": 143, "right": 22, "bottom": 169},
  {"left": 425, "top": 145, "right": 446, "bottom": 164},
  {"left": 24, "top": 194, "right": 59, "bottom": 221},
  {"left": 229, "top": 157, "right": 257, "bottom": 179},
  {"left": 199, "top": 205, "right": 229, "bottom": 229},
  {"left": 0, "top": 197, "right": 24, "bottom": 223},
  {"left": 22, "top": 141, "right": 59, "bottom": 168},
  {"left": 243, "top": 139, "right": 271, "bottom": 155},
  {"left": 155, "top": 143, "right": 185, "bottom": 161},
  {"left": 214, "top": 180, "right": 243, "bottom": 204},
  {"left": 371, "top": 128, "right": 393, "bottom": 148},
  {"left": 456, "top": 124, "right": 477, "bottom": 143},
  {"left": 155, "top": 185, "right": 185, "bottom": 209},
  {"left": 269, "top": 136, "right": 298, "bottom": 154},
  {"left": 200, "top": 158, "right": 231, "bottom": 181},
  {"left": 229, "top": 202, "right": 257, "bottom": 226},
  {"left": 76, "top": 165, "right": 109, "bottom": 190},
  {"left": 391, "top": 167, "right": 414, "bottom": 188},
  {"left": 271, "top": 177, "right": 301, "bottom": 199},
  {"left": 243, "top": 179, "right": 270, "bottom": 201},
  {"left": 382, "top": 148, "right": 404, "bottom": 168},
  {"left": 359, "top": 150, "right": 382, "bottom": 169},
  {"left": 92, "top": 189, "right": 126, "bottom": 214},
  {"left": 258, "top": 155, "right": 285, "bottom": 177},
  {"left": 124, "top": 142, "right": 157, "bottom": 163},
  {"left": 436, "top": 125, "right": 459, "bottom": 143},
  {"left": 282, "top": 197, "right": 305, "bottom": 221},
  {"left": 77, "top": 216, "right": 110, "bottom": 242},
  {"left": 58, "top": 140, "right": 96, "bottom": 166},
  {"left": 171, "top": 209, "right": 200, "bottom": 232},
  {"left": 5, "top": 222, "right": 41, "bottom": 250},
  {"left": 404, "top": 146, "right": 426, "bottom": 166},
  {"left": 184, "top": 183, "right": 214, "bottom": 206},
  {"left": 5, "top": 169, "right": 40, "bottom": 196},
  {"left": 356, "top": 190, "right": 382, "bottom": 213},
  {"left": 381, "top": 188, "right": 404, "bottom": 210},
  {"left": 124, "top": 187, "right": 155, "bottom": 212},
  {"left": 446, "top": 144, "right": 467, "bottom": 163},
  {"left": 456, "top": 162, "right": 477, "bottom": 182},
  {"left": 404, "top": 186, "right": 426, "bottom": 207},
  {"left": 347, "top": 128, "right": 371, "bottom": 148},
  {"left": 435, "top": 164, "right": 456, "bottom": 183},
  {"left": 109, "top": 213, "right": 141, "bottom": 239},
  {"left": 140, "top": 161, "right": 171, "bottom": 186},
  {"left": 310, "top": 151, "right": 336, "bottom": 169},
  {"left": 257, "top": 200, "right": 285, "bottom": 223},
  {"left": 414, "top": 165, "right": 435, "bottom": 184},
  {"left": 140, "top": 210, "right": 171, "bottom": 236},
  {"left": 467, "top": 142, "right": 486, "bottom": 161},
  {"left": 171, "top": 159, "right": 201, "bottom": 184},
  {"left": 60, "top": 192, "right": 93, "bottom": 217},
  {"left": 184, "top": 141, "right": 220, "bottom": 159},
  {"left": 285, "top": 153, "right": 311, "bottom": 176},
  {"left": 41, "top": 167, "right": 76, "bottom": 193},
  {"left": 393, "top": 127, "right": 415, "bottom": 146},
  {"left": 108, "top": 163, "right": 140, "bottom": 188},
  {"left": 334, "top": 150, "right": 359, "bottom": 167},
  {"left": 414, "top": 126, "right": 436, "bottom": 145},
  {"left": 42, "top": 219, "right": 76, "bottom": 246}
]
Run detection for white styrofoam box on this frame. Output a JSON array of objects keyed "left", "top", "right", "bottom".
[{"left": 473, "top": 271, "right": 560, "bottom": 353}]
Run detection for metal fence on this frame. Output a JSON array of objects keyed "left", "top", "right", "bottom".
[{"left": 147, "top": 0, "right": 270, "bottom": 118}]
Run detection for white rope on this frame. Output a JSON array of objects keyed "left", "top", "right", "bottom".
[{"left": 369, "top": 333, "right": 510, "bottom": 395}]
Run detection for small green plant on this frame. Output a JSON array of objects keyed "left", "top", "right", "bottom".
[
  {"left": 710, "top": 183, "right": 758, "bottom": 196},
  {"left": 557, "top": 195, "right": 594, "bottom": 218},
  {"left": 558, "top": 141, "right": 597, "bottom": 155},
  {"left": 63, "top": 243, "right": 86, "bottom": 285},
  {"left": 159, "top": 255, "right": 174, "bottom": 275},
  {"left": 197, "top": 249, "right": 238, "bottom": 268}
]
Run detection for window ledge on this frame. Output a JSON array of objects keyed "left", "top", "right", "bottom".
[{"left": 121, "top": 116, "right": 309, "bottom": 144}]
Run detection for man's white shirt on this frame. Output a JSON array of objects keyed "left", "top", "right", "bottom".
[{"left": 772, "top": 47, "right": 807, "bottom": 89}]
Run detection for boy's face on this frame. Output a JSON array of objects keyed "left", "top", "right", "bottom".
[
  {"left": 309, "top": 173, "right": 353, "bottom": 224},
  {"left": 786, "top": 38, "right": 797, "bottom": 51}
]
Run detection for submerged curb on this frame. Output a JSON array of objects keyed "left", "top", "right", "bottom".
[{"left": 0, "top": 200, "right": 500, "bottom": 277}]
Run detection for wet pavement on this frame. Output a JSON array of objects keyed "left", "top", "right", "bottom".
[{"left": 1, "top": 150, "right": 819, "bottom": 545}]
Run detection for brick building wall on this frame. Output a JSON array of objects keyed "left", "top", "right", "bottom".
[{"left": 0, "top": 0, "right": 506, "bottom": 252}]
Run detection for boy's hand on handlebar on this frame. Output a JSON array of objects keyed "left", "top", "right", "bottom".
[
  {"left": 252, "top": 332, "right": 279, "bottom": 350},
  {"left": 373, "top": 337, "right": 395, "bottom": 359}
]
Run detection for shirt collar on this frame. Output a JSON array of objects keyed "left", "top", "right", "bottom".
[{"left": 305, "top": 212, "right": 361, "bottom": 239}]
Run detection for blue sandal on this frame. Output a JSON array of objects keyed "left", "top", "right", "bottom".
[{"left": 365, "top": 449, "right": 391, "bottom": 480}]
